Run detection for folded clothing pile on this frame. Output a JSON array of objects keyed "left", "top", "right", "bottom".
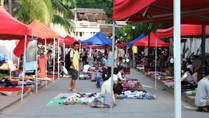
[
  {"left": 122, "top": 78, "right": 143, "bottom": 92},
  {"left": 118, "top": 90, "right": 156, "bottom": 100}
]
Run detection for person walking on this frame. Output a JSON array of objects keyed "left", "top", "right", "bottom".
[{"left": 68, "top": 42, "right": 81, "bottom": 92}]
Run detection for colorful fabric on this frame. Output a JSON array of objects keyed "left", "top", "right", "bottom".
[
  {"left": 38, "top": 56, "right": 46, "bottom": 78},
  {"left": 13, "top": 37, "right": 30, "bottom": 58},
  {"left": 91, "top": 94, "right": 112, "bottom": 108}
]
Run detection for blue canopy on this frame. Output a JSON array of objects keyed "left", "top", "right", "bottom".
[
  {"left": 126, "top": 33, "right": 145, "bottom": 46},
  {"left": 81, "top": 32, "right": 112, "bottom": 45}
]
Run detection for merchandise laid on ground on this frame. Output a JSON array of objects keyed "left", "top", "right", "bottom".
[
  {"left": 136, "top": 66, "right": 197, "bottom": 105},
  {"left": 47, "top": 77, "right": 156, "bottom": 108}
]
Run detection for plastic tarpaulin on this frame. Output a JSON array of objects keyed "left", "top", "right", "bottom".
[
  {"left": 113, "top": 0, "right": 209, "bottom": 25},
  {"left": 126, "top": 33, "right": 145, "bottom": 46},
  {"left": 0, "top": 7, "right": 44, "bottom": 40},
  {"left": 29, "top": 20, "right": 59, "bottom": 39},
  {"left": 81, "top": 32, "right": 112, "bottom": 45},
  {"left": 112, "top": 0, "right": 155, "bottom": 21},
  {"left": 134, "top": 32, "right": 170, "bottom": 47},
  {"left": 156, "top": 24, "right": 209, "bottom": 38},
  {"left": 13, "top": 37, "right": 30, "bottom": 58},
  {"left": 64, "top": 35, "right": 79, "bottom": 46}
]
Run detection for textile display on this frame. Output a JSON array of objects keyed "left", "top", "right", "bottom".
[
  {"left": 26, "top": 40, "right": 37, "bottom": 62},
  {"left": 13, "top": 37, "right": 30, "bottom": 58},
  {"left": 38, "top": 56, "right": 46, "bottom": 78},
  {"left": 91, "top": 94, "right": 113, "bottom": 108},
  {"left": 47, "top": 93, "right": 101, "bottom": 106}
]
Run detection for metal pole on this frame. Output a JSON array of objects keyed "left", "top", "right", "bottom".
[
  {"left": 45, "top": 39, "right": 48, "bottom": 87},
  {"left": 64, "top": 43, "right": 66, "bottom": 67},
  {"left": 35, "top": 40, "right": 38, "bottom": 94},
  {"left": 147, "top": 34, "right": 150, "bottom": 67},
  {"left": 9, "top": 49, "right": 12, "bottom": 80},
  {"left": 155, "top": 38, "right": 157, "bottom": 90},
  {"left": 21, "top": 35, "right": 27, "bottom": 101},
  {"left": 53, "top": 38, "right": 55, "bottom": 82},
  {"left": 110, "top": 22, "right": 115, "bottom": 118},
  {"left": 200, "top": 25, "right": 206, "bottom": 79},
  {"left": 126, "top": 46, "right": 128, "bottom": 68},
  {"left": 174, "top": 0, "right": 182, "bottom": 118},
  {"left": 58, "top": 39, "right": 60, "bottom": 80}
]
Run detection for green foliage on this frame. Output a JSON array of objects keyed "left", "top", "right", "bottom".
[
  {"left": 116, "top": 23, "right": 173, "bottom": 43},
  {"left": 13, "top": 0, "right": 75, "bottom": 32},
  {"left": 76, "top": 0, "right": 113, "bottom": 23}
]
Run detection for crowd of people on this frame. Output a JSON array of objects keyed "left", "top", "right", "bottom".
[{"left": 43, "top": 41, "right": 209, "bottom": 111}]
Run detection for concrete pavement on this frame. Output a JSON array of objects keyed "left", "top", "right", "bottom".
[{"left": 0, "top": 69, "right": 208, "bottom": 118}]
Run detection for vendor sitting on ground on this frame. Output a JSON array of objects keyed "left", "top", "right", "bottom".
[
  {"left": 117, "top": 67, "right": 126, "bottom": 81},
  {"left": 181, "top": 66, "right": 194, "bottom": 85},
  {"left": 195, "top": 74, "right": 209, "bottom": 112},
  {"left": 112, "top": 68, "right": 123, "bottom": 99},
  {"left": 83, "top": 62, "right": 91, "bottom": 73}
]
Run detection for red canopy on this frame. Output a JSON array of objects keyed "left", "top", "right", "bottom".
[
  {"left": 156, "top": 24, "right": 209, "bottom": 38},
  {"left": 0, "top": 7, "right": 44, "bottom": 40},
  {"left": 58, "top": 36, "right": 65, "bottom": 44},
  {"left": 113, "top": 0, "right": 155, "bottom": 21},
  {"left": 113, "top": 0, "right": 209, "bottom": 25},
  {"left": 29, "top": 20, "right": 60, "bottom": 39},
  {"left": 64, "top": 35, "right": 79, "bottom": 46},
  {"left": 134, "top": 32, "right": 170, "bottom": 47}
]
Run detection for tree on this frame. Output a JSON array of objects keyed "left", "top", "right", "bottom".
[
  {"left": 116, "top": 23, "right": 173, "bottom": 43},
  {"left": 76, "top": 0, "right": 113, "bottom": 23},
  {"left": 13, "top": 0, "right": 75, "bottom": 33}
]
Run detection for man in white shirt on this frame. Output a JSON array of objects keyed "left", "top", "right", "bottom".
[
  {"left": 83, "top": 62, "right": 91, "bottom": 73},
  {"left": 195, "top": 75, "right": 209, "bottom": 112}
]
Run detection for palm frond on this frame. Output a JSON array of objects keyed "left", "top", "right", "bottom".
[
  {"left": 53, "top": 14, "right": 74, "bottom": 33},
  {"left": 14, "top": 0, "right": 53, "bottom": 25}
]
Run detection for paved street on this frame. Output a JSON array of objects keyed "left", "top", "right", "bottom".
[{"left": 0, "top": 69, "right": 208, "bottom": 118}]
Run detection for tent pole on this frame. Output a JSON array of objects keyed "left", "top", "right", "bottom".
[
  {"left": 21, "top": 35, "right": 27, "bottom": 101},
  {"left": 155, "top": 38, "right": 157, "bottom": 90},
  {"left": 53, "top": 38, "right": 55, "bottom": 82},
  {"left": 200, "top": 25, "right": 206, "bottom": 79},
  {"left": 58, "top": 38, "right": 60, "bottom": 80},
  {"left": 110, "top": 22, "right": 115, "bottom": 118},
  {"left": 126, "top": 46, "right": 128, "bottom": 68},
  {"left": 45, "top": 39, "right": 48, "bottom": 87},
  {"left": 9, "top": 49, "right": 12, "bottom": 80},
  {"left": 174, "top": 0, "right": 182, "bottom": 118},
  {"left": 64, "top": 43, "right": 66, "bottom": 67},
  {"left": 35, "top": 39, "right": 38, "bottom": 94},
  {"left": 17, "top": 58, "right": 20, "bottom": 69}
]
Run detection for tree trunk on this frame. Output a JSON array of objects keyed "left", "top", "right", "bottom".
[{"left": 0, "top": 0, "right": 4, "bottom": 7}]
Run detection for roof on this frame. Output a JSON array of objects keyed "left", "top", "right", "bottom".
[{"left": 74, "top": 8, "right": 105, "bottom": 14}]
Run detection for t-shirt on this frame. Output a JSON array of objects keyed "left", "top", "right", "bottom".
[
  {"left": 195, "top": 78, "right": 209, "bottom": 107},
  {"left": 118, "top": 49, "right": 125, "bottom": 57},
  {"left": 70, "top": 49, "right": 79, "bottom": 71},
  {"left": 107, "top": 51, "right": 113, "bottom": 67},
  {"left": 83, "top": 65, "right": 90, "bottom": 73},
  {"left": 103, "top": 58, "right": 107, "bottom": 64}
]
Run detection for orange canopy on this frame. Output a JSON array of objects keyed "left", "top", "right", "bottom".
[
  {"left": 29, "top": 20, "right": 59, "bottom": 39},
  {"left": 0, "top": 7, "right": 45, "bottom": 40}
]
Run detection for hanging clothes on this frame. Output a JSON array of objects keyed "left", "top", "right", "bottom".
[{"left": 38, "top": 56, "right": 46, "bottom": 78}]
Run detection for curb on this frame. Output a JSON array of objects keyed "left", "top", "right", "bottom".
[{"left": 134, "top": 68, "right": 196, "bottom": 107}]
